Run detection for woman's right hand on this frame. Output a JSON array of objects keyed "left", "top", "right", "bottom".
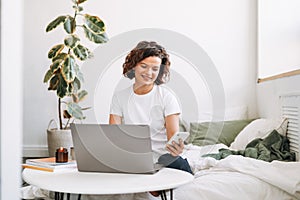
[{"left": 166, "top": 139, "right": 184, "bottom": 157}]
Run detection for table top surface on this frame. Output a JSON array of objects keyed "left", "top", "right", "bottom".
[{"left": 22, "top": 167, "right": 194, "bottom": 195}]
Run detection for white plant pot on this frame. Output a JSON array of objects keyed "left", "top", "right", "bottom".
[{"left": 46, "top": 120, "right": 73, "bottom": 157}]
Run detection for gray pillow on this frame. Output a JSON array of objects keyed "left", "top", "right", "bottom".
[{"left": 188, "top": 119, "right": 255, "bottom": 146}]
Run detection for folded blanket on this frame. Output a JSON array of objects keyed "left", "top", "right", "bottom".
[{"left": 202, "top": 129, "right": 296, "bottom": 162}]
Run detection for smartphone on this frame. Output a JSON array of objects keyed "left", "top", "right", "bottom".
[{"left": 167, "top": 132, "right": 190, "bottom": 145}]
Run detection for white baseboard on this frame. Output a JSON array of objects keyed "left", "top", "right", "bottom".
[{"left": 23, "top": 145, "right": 49, "bottom": 157}]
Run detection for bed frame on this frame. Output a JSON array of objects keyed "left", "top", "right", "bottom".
[{"left": 280, "top": 93, "right": 300, "bottom": 161}]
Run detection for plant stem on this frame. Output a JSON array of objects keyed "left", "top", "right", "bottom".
[
  {"left": 64, "top": 118, "right": 71, "bottom": 129},
  {"left": 58, "top": 98, "right": 63, "bottom": 129}
]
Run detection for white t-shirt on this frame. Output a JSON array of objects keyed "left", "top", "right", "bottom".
[{"left": 110, "top": 84, "right": 181, "bottom": 155}]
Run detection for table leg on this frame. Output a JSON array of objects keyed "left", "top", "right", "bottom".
[
  {"left": 160, "top": 190, "right": 167, "bottom": 200},
  {"left": 60, "top": 192, "right": 64, "bottom": 200},
  {"left": 54, "top": 192, "right": 67, "bottom": 200},
  {"left": 54, "top": 192, "right": 59, "bottom": 200},
  {"left": 55, "top": 192, "right": 81, "bottom": 200},
  {"left": 160, "top": 189, "right": 174, "bottom": 200}
]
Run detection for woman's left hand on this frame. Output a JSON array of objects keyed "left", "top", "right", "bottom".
[{"left": 166, "top": 139, "right": 184, "bottom": 156}]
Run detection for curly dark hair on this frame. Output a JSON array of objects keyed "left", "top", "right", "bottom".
[{"left": 123, "top": 41, "right": 171, "bottom": 85}]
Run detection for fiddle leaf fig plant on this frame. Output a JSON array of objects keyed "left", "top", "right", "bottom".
[{"left": 43, "top": 0, "right": 108, "bottom": 129}]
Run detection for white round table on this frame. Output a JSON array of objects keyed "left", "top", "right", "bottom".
[{"left": 23, "top": 168, "right": 194, "bottom": 200}]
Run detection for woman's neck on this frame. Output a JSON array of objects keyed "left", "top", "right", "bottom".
[{"left": 133, "top": 83, "right": 154, "bottom": 95}]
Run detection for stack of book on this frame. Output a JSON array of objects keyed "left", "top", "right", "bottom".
[{"left": 22, "top": 157, "right": 77, "bottom": 172}]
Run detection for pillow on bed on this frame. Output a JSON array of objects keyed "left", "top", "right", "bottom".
[
  {"left": 229, "top": 118, "right": 288, "bottom": 150},
  {"left": 179, "top": 119, "right": 189, "bottom": 132},
  {"left": 188, "top": 119, "right": 254, "bottom": 146}
]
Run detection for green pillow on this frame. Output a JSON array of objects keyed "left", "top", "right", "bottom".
[
  {"left": 179, "top": 119, "right": 189, "bottom": 132},
  {"left": 188, "top": 119, "right": 254, "bottom": 146}
]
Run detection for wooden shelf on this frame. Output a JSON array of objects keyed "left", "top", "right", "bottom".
[{"left": 257, "top": 69, "right": 300, "bottom": 83}]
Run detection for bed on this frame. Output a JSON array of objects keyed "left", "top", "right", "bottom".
[
  {"left": 171, "top": 94, "right": 300, "bottom": 200},
  {"left": 174, "top": 143, "right": 299, "bottom": 200}
]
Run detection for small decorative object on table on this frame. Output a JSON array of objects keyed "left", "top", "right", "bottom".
[{"left": 55, "top": 147, "right": 68, "bottom": 163}]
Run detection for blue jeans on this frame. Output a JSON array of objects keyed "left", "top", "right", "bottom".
[{"left": 157, "top": 153, "right": 193, "bottom": 175}]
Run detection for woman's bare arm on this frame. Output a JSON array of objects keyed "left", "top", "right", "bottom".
[
  {"left": 165, "top": 114, "right": 184, "bottom": 156},
  {"left": 109, "top": 114, "right": 122, "bottom": 124}
]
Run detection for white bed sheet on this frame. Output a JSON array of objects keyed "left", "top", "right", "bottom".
[
  {"left": 174, "top": 170, "right": 294, "bottom": 200},
  {"left": 174, "top": 144, "right": 300, "bottom": 200}
]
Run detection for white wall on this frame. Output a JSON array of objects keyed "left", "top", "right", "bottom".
[
  {"left": 1, "top": 0, "right": 23, "bottom": 199},
  {"left": 23, "top": 0, "right": 257, "bottom": 156},
  {"left": 258, "top": 0, "right": 300, "bottom": 78},
  {"left": 256, "top": 75, "right": 300, "bottom": 118}
]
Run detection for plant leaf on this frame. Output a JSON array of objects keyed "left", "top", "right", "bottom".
[
  {"left": 50, "top": 59, "right": 64, "bottom": 73},
  {"left": 61, "top": 56, "right": 76, "bottom": 83},
  {"left": 72, "top": 5, "right": 83, "bottom": 12},
  {"left": 57, "top": 74, "right": 68, "bottom": 98},
  {"left": 66, "top": 102, "right": 84, "bottom": 120},
  {"left": 48, "top": 44, "right": 65, "bottom": 59},
  {"left": 52, "top": 52, "right": 68, "bottom": 63},
  {"left": 73, "top": 77, "right": 81, "bottom": 92},
  {"left": 77, "top": 0, "right": 88, "bottom": 4},
  {"left": 63, "top": 110, "right": 72, "bottom": 119},
  {"left": 77, "top": 90, "right": 88, "bottom": 102},
  {"left": 73, "top": 44, "right": 90, "bottom": 60},
  {"left": 46, "top": 16, "right": 67, "bottom": 32},
  {"left": 72, "top": 93, "right": 79, "bottom": 103},
  {"left": 48, "top": 74, "right": 59, "bottom": 90},
  {"left": 76, "top": 70, "right": 84, "bottom": 83},
  {"left": 43, "top": 69, "right": 53, "bottom": 83},
  {"left": 73, "top": 0, "right": 87, "bottom": 4},
  {"left": 81, "top": 107, "right": 91, "bottom": 111},
  {"left": 64, "top": 34, "right": 80, "bottom": 49},
  {"left": 84, "top": 14, "right": 105, "bottom": 34},
  {"left": 83, "top": 25, "right": 109, "bottom": 44},
  {"left": 74, "top": 63, "right": 80, "bottom": 74},
  {"left": 67, "top": 82, "right": 73, "bottom": 95},
  {"left": 72, "top": 0, "right": 88, "bottom": 5},
  {"left": 64, "top": 15, "right": 76, "bottom": 34}
]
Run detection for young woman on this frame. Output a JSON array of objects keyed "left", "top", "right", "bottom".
[{"left": 109, "top": 41, "right": 192, "bottom": 175}]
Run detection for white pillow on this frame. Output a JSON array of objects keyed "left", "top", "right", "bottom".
[{"left": 229, "top": 118, "right": 288, "bottom": 150}]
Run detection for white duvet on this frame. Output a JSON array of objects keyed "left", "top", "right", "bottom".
[{"left": 174, "top": 144, "right": 300, "bottom": 200}]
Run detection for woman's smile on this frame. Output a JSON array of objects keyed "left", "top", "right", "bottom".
[{"left": 141, "top": 74, "right": 153, "bottom": 81}]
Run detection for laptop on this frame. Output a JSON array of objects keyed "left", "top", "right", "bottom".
[{"left": 70, "top": 123, "right": 163, "bottom": 174}]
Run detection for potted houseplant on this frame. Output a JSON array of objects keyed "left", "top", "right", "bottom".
[{"left": 43, "top": 0, "right": 108, "bottom": 156}]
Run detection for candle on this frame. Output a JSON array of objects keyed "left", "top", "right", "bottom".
[{"left": 55, "top": 147, "right": 68, "bottom": 163}]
